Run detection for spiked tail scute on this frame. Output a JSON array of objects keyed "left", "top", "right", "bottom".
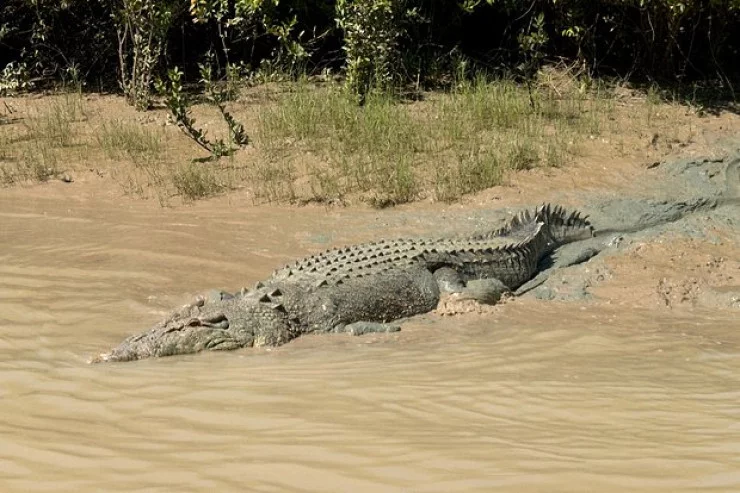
[{"left": 535, "top": 203, "right": 594, "bottom": 245}]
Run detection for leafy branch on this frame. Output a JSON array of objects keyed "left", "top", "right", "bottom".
[{"left": 157, "top": 66, "right": 248, "bottom": 161}]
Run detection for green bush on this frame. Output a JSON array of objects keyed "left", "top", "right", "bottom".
[
  {"left": 0, "top": 1, "right": 738, "bottom": 101},
  {"left": 336, "top": 0, "right": 400, "bottom": 102}
]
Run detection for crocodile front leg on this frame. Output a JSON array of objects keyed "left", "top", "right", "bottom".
[
  {"left": 333, "top": 321, "right": 402, "bottom": 336},
  {"left": 433, "top": 267, "right": 511, "bottom": 304}
]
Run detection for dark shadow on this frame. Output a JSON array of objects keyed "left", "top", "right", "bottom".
[{"left": 629, "top": 80, "right": 739, "bottom": 117}]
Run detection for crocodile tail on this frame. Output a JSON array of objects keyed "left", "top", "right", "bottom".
[
  {"left": 535, "top": 203, "right": 594, "bottom": 246},
  {"left": 483, "top": 207, "right": 537, "bottom": 239}
]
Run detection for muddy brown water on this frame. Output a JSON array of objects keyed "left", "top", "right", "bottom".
[{"left": 1, "top": 188, "right": 739, "bottom": 492}]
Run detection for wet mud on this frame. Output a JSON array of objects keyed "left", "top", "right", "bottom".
[{"left": 521, "top": 148, "right": 739, "bottom": 308}]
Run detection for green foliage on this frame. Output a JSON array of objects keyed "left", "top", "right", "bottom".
[
  {"left": 158, "top": 67, "right": 248, "bottom": 161},
  {"left": 0, "top": 1, "right": 118, "bottom": 89},
  {"left": 517, "top": 12, "right": 548, "bottom": 107},
  {"left": 0, "top": 61, "right": 31, "bottom": 95},
  {"left": 336, "top": 0, "right": 400, "bottom": 103},
  {"left": 2, "top": 0, "right": 740, "bottom": 96},
  {"left": 190, "top": 0, "right": 309, "bottom": 79},
  {"left": 114, "top": 0, "right": 177, "bottom": 110}
]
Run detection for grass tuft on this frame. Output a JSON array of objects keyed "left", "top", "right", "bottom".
[
  {"left": 172, "top": 162, "right": 222, "bottom": 201},
  {"left": 20, "top": 143, "right": 59, "bottom": 181},
  {"left": 258, "top": 74, "right": 608, "bottom": 204},
  {"left": 5, "top": 68, "right": 692, "bottom": 206},
  {"left": 23, "top": 93, "right": 85, "bottom": 148},
  {"left": 1, "top": 94, "right": 86, "bottom": 184},
  {"left": 97, "top": 119, "right": 165, "bottom": 165}
]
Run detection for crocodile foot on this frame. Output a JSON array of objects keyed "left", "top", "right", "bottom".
[
  {"left": 334, "top": 321, "right": 402, "bottom": 336},
  {"left": 435, "top": 279, "right": 512, "bottom": 316}
]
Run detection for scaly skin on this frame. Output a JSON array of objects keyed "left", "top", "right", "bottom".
[
  {"left": 91, "top": 293, "right": 295, "bottom": 363},
  {"left": 92, "top": 204, "right": 593, "bottom": 363}
]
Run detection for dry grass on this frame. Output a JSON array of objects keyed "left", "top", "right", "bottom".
[
  {"left": 0, "top": 69, "right": 704, "bottom": 205},
  {"left": 0, "top": 93, "right": 86, "bottom": 184},
  {"left": 172, "top": 162, "right": 222, "bottom": 201},
  {"left": 96, "top": 119, "right": 165, "bottom": 165}
]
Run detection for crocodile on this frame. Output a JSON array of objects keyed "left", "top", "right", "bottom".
[{"left": 92, "top": 204, "right": 593, "bottom": 363}]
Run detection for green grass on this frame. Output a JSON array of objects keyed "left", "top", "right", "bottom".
[
  {"left": 251, "top": 158, "right": 296, "bottom": 204},
  {"left": 257, "top": 75, "right": 608, "bottom": 204},
  {"left": 23, "top": 93, "right": 85, "bottom": 148},
  {"left": 96, "top": 118, "right": 191, "bottom": 204},
  {"left": 0, "top": 129, "right": 12, "bottom": 182},
  {"left": 172, "top": 162, "right": 222, "bottom": 201},
  {"left": 258, "top": 86, "right": 422, "bottom": 204},
  {"left": 96, "top": 119, "right": 165, "bottom": 165},
  {"left": 19, "top": 143, "right": 59, "bottom": 181},
  {"left": 2, "top": 71, "right": 651, "bottom": 206},
  {"left": 0, "top": 94, "right": 85, "bottom": 183},
  {"left": 0, "top": 143, "right": 59, "bottom": 184}
]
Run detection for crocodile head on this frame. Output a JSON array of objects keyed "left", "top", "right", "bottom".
[
  {"left": 536, "top": 203, "right": 594, "bottom": 245},
  {"left": 91, "top": 294, "right": 294, "bottom": 363}
]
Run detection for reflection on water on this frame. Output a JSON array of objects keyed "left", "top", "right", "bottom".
[{"left": 1, "top": 190, "right": 739, "bottom": 492}]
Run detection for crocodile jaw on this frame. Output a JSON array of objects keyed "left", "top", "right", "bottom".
[{"left": 91, "top": 298, "right": 292, "bottom": 363}]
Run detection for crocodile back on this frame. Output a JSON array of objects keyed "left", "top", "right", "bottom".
[
  {"left": 266, "top": 204, "right": 591, "bottom": 290},
  {"left": 269, "top": 232, "right": 542, "bottom": 286}
]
